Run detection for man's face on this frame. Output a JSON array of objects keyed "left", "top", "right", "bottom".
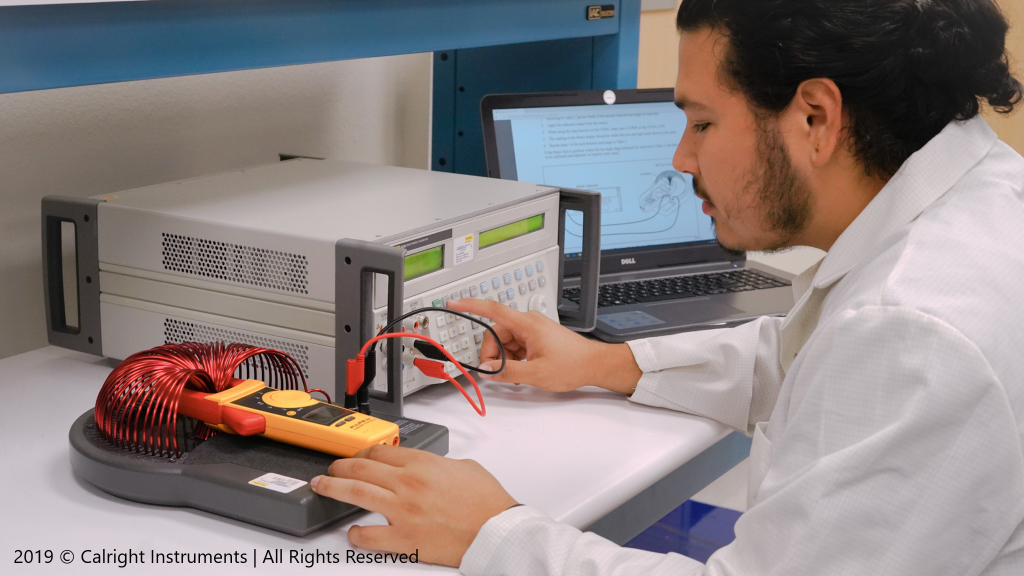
[{"left": 673, "top": 28, "right": 812, "bottom": 251}]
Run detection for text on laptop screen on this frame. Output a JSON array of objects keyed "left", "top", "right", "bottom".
[{"left": 492, "top": 102, "right": 715, "bottom": 256}]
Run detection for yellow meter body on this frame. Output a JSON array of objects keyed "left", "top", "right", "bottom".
[{"left": 203, "top": 380, "right": 400, "bottom": 457}]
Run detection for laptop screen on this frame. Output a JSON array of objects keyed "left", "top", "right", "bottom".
[{"left": 490, "top": 101, "right": 715, "bottom": 257}]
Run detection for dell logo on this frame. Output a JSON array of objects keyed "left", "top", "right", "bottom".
[{"left": 621, "top": 258, "right": 637, "bottom": 265}]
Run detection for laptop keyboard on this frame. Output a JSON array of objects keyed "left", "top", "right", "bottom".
[{"left": 563, "top": 269, "right": 791, "bottom": 309}]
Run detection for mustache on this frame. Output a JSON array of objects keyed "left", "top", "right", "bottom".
[{"left": 692, "top": 177, "right": 711, "bottom": 203}]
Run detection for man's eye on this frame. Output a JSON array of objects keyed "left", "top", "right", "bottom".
[{"left": 692, "top": 123, "right": 710, "bottom": 133}]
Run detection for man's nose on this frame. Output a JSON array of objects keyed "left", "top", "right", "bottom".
[{"left": 673, "top": 129, "right": 698, "bottom": 176}]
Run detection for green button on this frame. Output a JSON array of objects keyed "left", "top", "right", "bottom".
[{"left": 432, "top": 299, "right": 443, "bottom": 307}]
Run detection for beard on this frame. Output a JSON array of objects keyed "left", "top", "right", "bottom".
[{"left": 696, "top": 120, "right": 812, "bottom": 252}]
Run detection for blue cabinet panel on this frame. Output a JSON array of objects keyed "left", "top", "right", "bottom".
[
  {"left": 433, "top": 38, "right": 596, "bottom": 177},
  {"left": 0, "top": 0, "right": 621, "bottom": 94}
]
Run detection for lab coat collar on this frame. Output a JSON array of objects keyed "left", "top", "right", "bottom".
[{"left": 809, "top": 116, "right": 998, "bottom": 292}]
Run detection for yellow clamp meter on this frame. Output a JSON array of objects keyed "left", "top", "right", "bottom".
[{"left": 188, "top": 380, "right": 400, "bottom": 458}]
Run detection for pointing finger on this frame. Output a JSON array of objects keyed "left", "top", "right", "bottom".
[{"left": 447, "top": 298, "right": 534, "bottom": 334}]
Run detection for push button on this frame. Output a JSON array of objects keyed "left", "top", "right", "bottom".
[
  {"left": 470, "top": 285, "right": 479, "bottom": 297},
  {"left": 498, "top": 292, "right": 507, "bottom": 303},
  {"left": 519, "top": 283, "right": 527, "bottom": 295},
  {"left": 461, "top": 288, "right": 471, "bottom": 299},
  {"left": 514, "top": 269, "right": 523, "bottom": 280},
  {"left": 479, "top": 282, "right": 489, "bottom": 294},
  {"left": 506, "top": 288, "right": 515, "bottom": 300},
  {"left": 525, "top": 265, "right": 534, "bottom": 276},
  {"left": 538, "top": 276, "right": 546, "bottom": 287},
  {"left": 529, "top": 280, "right": 537, "bottom": 291},
  {"left": 503, "top": 273, "right": 512, "bottom": 285},
  {"left": 536, "top": 261, "right": 545, "bottom": 272},
  {"left": 432, "top": 299, "right": 443, "bottom": 308}
]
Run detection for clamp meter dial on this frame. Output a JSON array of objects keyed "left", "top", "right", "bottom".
[{"left": 261, "top": 389, "right": 320, "bottom": 409}]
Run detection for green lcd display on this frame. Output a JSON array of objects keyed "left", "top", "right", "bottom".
[
  {"left": 479, "top": 214, "right": 545, "bottom": 249},
  {"left": 404, "top": 246, "right": 444, "bottom": 280}
]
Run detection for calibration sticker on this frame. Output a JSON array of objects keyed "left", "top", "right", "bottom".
[
  {"left": 454, "top": 234, "right": 475, "bottom": 265},
  {"left": 249, "top": 473, "right": 307, "bottom": 493}
]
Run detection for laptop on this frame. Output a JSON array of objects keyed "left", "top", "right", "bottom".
[{"left": 480, "top": 88, "right": 795, "bottom": 342}]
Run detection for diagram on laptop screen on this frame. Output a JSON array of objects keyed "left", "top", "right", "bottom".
[{"left": 492, "top": 101, "right": 716, "bottom": 255}]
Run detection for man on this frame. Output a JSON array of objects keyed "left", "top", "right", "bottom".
[{"left": 312, "top": 0, "right": 1024, "bottom": 573}]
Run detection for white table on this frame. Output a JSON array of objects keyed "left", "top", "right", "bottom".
[{"left": 0, "top": 346, "right": 747, "bottom": 575}]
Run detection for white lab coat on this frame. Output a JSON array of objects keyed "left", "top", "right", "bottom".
[{"left": 460, "top": 116, "right": 1024, "bottom": 576}]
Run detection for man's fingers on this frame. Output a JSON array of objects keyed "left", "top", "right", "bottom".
[
  {"left": 354, "top": 443, "right": 431, "bottom": 467},
  {"left": 328, "top": 457, "right": 400, "bottom": 492},
  {"left": 448, "top": 298, "right": 533, "bottom": 333},
  {"left": 479, "top": 327, "right": 521, "bottom": 364},
  {"left": 311, "top": 476, "right": 395, "bottom": 514},
  {"left": 480, "top": 357, "right": 544, "bottom": 385},
  {"left": 348, "top": 525, "right": 406, "bottom": 554}
]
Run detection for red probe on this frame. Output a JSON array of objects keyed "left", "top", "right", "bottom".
[{"left": 346, "top": 331, "right": 486, "bottom": 416}]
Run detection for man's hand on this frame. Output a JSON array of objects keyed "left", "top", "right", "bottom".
[
  {"left": 447, "top": 298, "right": 642, "bottom": 394},
  {"left": 312, "top": 445, "right": 517, "bottom": 567}
]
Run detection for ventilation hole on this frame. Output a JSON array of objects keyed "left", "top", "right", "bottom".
[
  {"left": 161, "top": 232, "right": 309, "bottom": 294},
  {"left": 163, "top": 318, "right": 310, "bottom": 380}
]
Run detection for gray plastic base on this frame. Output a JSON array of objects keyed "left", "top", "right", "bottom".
[{"left": 69, "top": 410, "right": 449, "bottom": 536}]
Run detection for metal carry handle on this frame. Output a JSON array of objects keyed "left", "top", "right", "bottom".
[
  {"left": 557, "top": 188, "right": 601, "bottom": 332},
  {"left": 334, "top": 239, "right": 405, "bottom": 418},
  {"left": 41, "top": 196, "right": 103, "bottom": 355}
]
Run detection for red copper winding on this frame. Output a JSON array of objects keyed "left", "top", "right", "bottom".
[{"left": 94, "top": 342, "right": 309, "bottom": 458}]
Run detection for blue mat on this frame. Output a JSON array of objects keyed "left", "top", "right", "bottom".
[{"left": 624, "top": 500, "right": 742, "bottom": 563}]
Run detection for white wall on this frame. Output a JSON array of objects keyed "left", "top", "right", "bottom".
[{"left": 0, "top": 54, "right": 433, "bottom": 360}]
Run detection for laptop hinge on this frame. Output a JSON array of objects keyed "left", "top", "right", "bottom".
[{"left": 600, "top": 260, "right": 744, "bottom": 284}]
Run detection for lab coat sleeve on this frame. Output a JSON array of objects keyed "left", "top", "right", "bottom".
[
  {"left": 703, "top": 306, "right": 1024, "bottom": 575},
  {"left": 460, "top": 306, "right": 1024, "bottom": 576},
  {"left": 626, "top": 315, "right": 787, "bottom": 434}
]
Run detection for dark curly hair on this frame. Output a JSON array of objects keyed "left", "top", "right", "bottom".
[{"left": 678, "top": 0, "right": 1023, "bottom": 178}]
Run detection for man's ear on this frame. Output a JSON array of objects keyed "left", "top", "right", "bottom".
[{"left": 787, "top": 78, "right": 845, "bottom": 168}]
